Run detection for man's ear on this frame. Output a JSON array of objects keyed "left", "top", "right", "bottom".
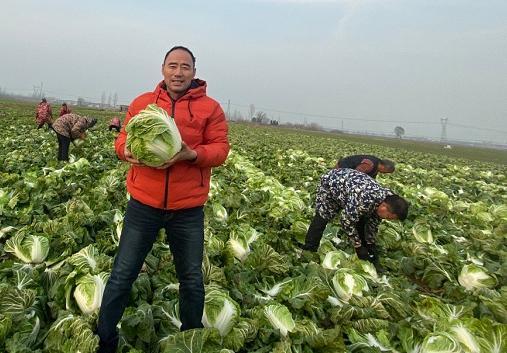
[{"left": 377, "top": 202, "right": 393, "bottom": 219}]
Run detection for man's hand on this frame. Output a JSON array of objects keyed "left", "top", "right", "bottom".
[
  {"left": 124, "top": 145, "right": 144, "bottom": 166},
  {"left": 79, "top": 132, "right": 87, "bottom": 140},
  {"left": 355, "top": 246, "right": 369, "bottom": 260},
  {"left": 366, "top": 243, "right": 377, "bottom": 258},
  {"left": 155, "top": 142, "right": 197, "bottom": 169}
]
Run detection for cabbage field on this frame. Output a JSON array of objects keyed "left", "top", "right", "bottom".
[{"left": 0, "top": 100, "right": 506, "bottom": 353}]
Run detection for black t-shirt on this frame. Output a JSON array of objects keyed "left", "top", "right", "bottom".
[{"left": 337, "top": 154, "right": 381, "bottom": 178}]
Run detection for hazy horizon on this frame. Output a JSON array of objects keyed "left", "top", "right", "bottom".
[{"left": 1, "top": 0, "right": 506, "bottom": 144}]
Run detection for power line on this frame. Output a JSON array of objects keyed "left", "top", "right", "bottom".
[
  {"left": 447, "top": 122, "right": 507, "bottom": 134},
  {"left": 222, "top": 101, "right": 507, "bottom": 134},
  {"left": 3, "top": 85, "right": 505, "bottom": 135},
  {"left": 223, "top": 101, "right": 437, "bottom": 125}
]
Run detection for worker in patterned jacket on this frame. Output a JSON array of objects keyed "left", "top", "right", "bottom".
[
  {"left": 52, "top": 113, "right": 97, "bottom": 161},
  {"left": 59, "top": 102, "right": 72, "bottom": 117},
  {"left": 301, "top": 168, "right": 409, "bottom": 270},
  {"left": 35, "top": 98, "right": 53, "bottom": 129}
]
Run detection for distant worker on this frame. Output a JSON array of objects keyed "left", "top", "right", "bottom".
[
  {"left": 336, "top": 154, "right": 395, "bottom": 178},
  {"left": 35, "top": 98, "right": 53, "bottom": 129},
  {"left": 52, "top": 113, "right": 97, "bottom": 161},
  {"left": 108, "top": 116, "right": 121, "bottom": 132},
  {"left": 300, "top": 168, "right": 409, "bottom": 271},
  {"left": 59, "top": 102, "right": 72, "bottom": 117}
]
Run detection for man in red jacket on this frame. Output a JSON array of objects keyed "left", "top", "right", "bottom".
[{"left": 97, "top": 46, "right": 230, "bottom": 353}]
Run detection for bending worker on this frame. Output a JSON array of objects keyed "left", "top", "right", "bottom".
[{"left": 301, "top": 168, "right": 409, "bottom": 270}]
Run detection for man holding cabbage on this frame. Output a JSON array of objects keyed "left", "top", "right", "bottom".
[{"left": 97, "top": 46, "right": 229, "bottom": 353}]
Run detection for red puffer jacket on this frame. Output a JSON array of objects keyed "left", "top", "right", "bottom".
[{"left": 115, "top": 79, "right": 229, "bottom": 210}]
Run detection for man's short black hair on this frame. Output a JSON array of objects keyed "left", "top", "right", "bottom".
[
  {"left": 384, "top": 194, "right": 409, "bottom": 220},
  {"left": 380, "top": 159, "right": 395, "bottom": 172},
  {"left": 163, "top": 46, "right": 196, "bottom": 66},
  {"left": 87, "top": 116, "right": 97, "bottom": 128}
]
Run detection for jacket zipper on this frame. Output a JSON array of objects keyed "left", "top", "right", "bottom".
[{"left": 163, "top": 101, "right": 177, "bottom": 209}]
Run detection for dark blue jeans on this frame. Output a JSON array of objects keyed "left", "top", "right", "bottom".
[
  {"left": 303, "top": 211, "right": 369, "bottom": 251},
  {"left": 56, "top": 132, "right": 71, "bottom": 161},
  {"left": 97, "top": 198, "right": 205, "bottom": 351}
]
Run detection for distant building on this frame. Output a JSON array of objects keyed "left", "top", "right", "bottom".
[{"left": 119, "top": 105, "right": 129, "bottom": 112}]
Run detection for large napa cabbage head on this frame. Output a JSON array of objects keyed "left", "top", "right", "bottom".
[
  {"left": 458, "top": 263, "right": 496, "bottom": 290},
  {"left": 126, "top": 104, "right": 182, "bottom": 167}
]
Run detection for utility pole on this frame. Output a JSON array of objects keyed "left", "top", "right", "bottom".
[
  {"left": 249, "top": 104, "right": 255, "bottom": 120},
  {"left": 33, "top": 82, "right": 44, "bottom": 98},
  {"left": 440, "top": 117, "right": 448, "bottom": 141}
]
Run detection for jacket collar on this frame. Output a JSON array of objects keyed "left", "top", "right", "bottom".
[{"left": 155, "top": 79, "right": 207, "bottom": 102}]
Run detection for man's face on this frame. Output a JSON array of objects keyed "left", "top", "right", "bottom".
[
  {"left": 161, "top": 49, "right": 196, "bottom": 100},
  {"left": 376, "top": 203, "right": 399, "bottom": 220},
  {"left": 378, "top": 164, "right": 393, "bottom": 174}
]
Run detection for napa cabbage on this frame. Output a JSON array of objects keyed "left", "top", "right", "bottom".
[
  {"left": 126, "top": 104, "right": 182, "bottom": 167},
  {"left": 202, "top": 288, "right": 240, "bottom": 337},
  {"left": 4, "top": 232, "right": 49, "bottom": 264},
  {"left": 330, "top": 268, "right": 369, "bottom": 303},
  {"left": 420, "top": 332, "right": 461, "bottom": 353},
  {"left": 263, "top": 303, "right": 296, "bottom": 337},
  {"left": 73, "top": 272, "right": 109, "bottom": 314},
  {"left": 458, "top": 264, "right": 496, "bottom": 290},
  {"left": 321, "top": 250, "right": 349, "bottom": 270},
  {"left": 412, "top": 221, "right": 434, "bottom": 243}
]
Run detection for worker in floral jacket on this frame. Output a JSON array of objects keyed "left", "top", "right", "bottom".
[
  {"left": 35, "top": 98, "right": 53, "bottom": 129},
  {"left": 59, "top": 102, "right": 72, "bottom": 117},
  {"left": 52, "top": 113, "right": 97, "bottom": 161},
  {"left": 301, "top": 168, "right": 409, "bottom": 270}
]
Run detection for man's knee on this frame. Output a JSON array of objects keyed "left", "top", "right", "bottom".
[
  {"left": 109, "top": 257, "right": 144, "bottom": 287},
  {"left": 178, "top": 268, "right": 203, "bottom": 287}
]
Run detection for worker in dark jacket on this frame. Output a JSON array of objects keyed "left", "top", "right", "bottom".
[
  {"left": 52, "top": 113, "right": 97, "bottom": 161},
  {"left": 337, "top": 155, "right": 395, "bottom": 178},
  {"left": 301, "top": 168, "right": 409, "bottom": 270}
]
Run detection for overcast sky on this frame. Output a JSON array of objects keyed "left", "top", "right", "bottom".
[{"left": 1, "top": 0, "right": 506, "bottom": 144}]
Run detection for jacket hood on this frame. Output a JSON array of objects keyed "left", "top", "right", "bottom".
[{"left": 155, "top": 79, "right": 207, "bottom": 102}]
